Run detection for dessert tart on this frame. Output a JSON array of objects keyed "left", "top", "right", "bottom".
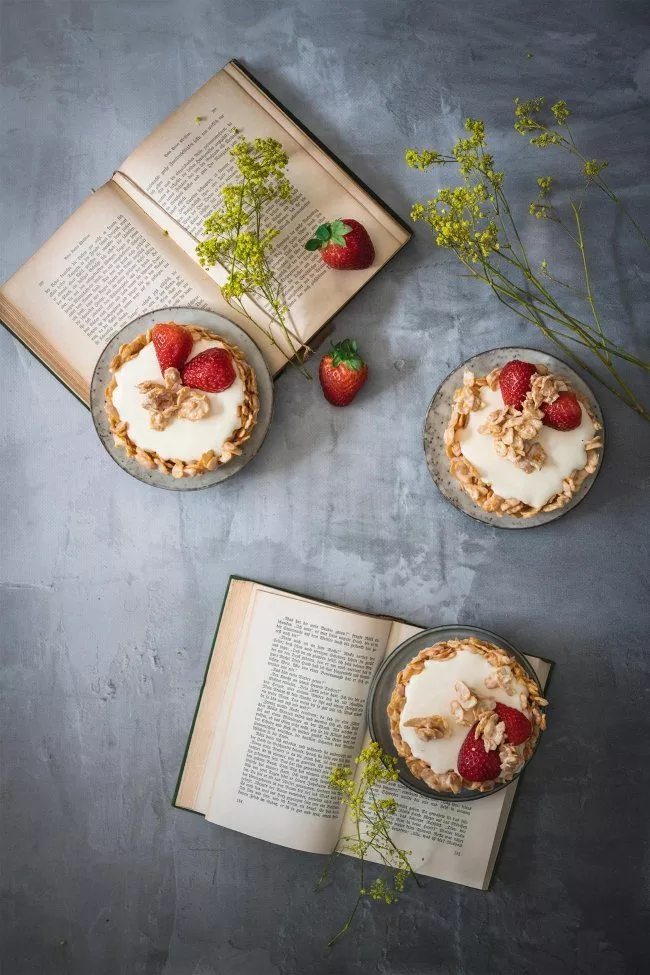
[
  {"left": 104, "top": 323, "right": 259, "bottom": 479},
  {"left": 444, "top": 359, "right": 602, "bottom": 518},
  {"left": 388, "top": 637, "right": 547, "bottom": 795}
]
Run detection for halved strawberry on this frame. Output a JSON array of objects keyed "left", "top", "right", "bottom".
[
  {"left": 457, "top": 725, "right": 502, "bottom": 782},
  {"left": 542, "top": 392, "right": 582, "bottom": 431},
  {"left": 181, "top": 347, "right": 236, "bottom": 393},
  {"left": 499, "top": 359, "right": 537, "bottom": 409},
  {"left": 151, "top": 323, "right": 193, "bottom": 373},
  {"left": 494, "top": 702, "right": 532, "bottom": 745}
]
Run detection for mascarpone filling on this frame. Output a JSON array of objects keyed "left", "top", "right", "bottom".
[
  {"left": 399, "top": 649, "right": 528, "bottom": 773},
  {"left": 457, "top": 385, "right": 595, "bottom": 508},
  {"left": 111, "top": 339, "right": 246, "bottom": 462}
]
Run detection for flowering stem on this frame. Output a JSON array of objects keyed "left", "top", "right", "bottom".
[
  {"left": 197, "top": 133, "right": 312, "bottom": 379},
  {"left": 467, "top": 257, "right": 649, "bottom": 418}
]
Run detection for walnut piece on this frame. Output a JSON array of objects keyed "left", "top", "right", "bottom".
[
  {"left": 138, "top": 367, "right": 210, "bottom": 430},
  {"left": 404, "top": 714, "right": 450, "bottom": 741}
]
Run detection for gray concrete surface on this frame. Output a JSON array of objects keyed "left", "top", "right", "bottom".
[{"left": 1, "top": 1, "right": 649, "bottom": 973}]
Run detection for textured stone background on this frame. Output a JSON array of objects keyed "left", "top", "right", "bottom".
[{"left": 1, "top": 1, "right": 649, "bottom": 973}]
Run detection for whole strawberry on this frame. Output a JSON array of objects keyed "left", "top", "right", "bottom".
[
  {"left": 152, "top": 323, "right": 193, "bottom": 374},
  {"left": 319, "top": 339, "right": 368, "bottom": 407},
  {"left": 182, "top": 348, "right": 236, "bottom": 393},
  {"left": 305, "top": 219, "right": 375, "bottom": 270},
  {"left": 542, "top": 391, "right": 582, "bottom": 431},
  {"left": 499, "top": 359, "right": 537, "bottom": 409},
  {"left": 457, "top": 725, "right": 502, "bottom": 782},
  {"left": 494, "top": 702, "right": 532, "bottom": 746}
]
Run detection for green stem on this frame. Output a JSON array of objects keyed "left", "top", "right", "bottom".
[
  {"left": 571, "top": 201, "right": 609, "bottom": 364},
  {"left": 471, "top": 259, "right": 649, "bottom": 417},
  {"left": 560, "top": 133, "right": 650, "bottom": 249},
  {"left": 327, "top": 813, "right": 367, "bottom": 949}
]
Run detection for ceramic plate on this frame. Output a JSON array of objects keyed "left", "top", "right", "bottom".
[
  {"left": 366, "top": 624, "right": 544, "bottom": 802},
  {"left": 90, "top": 307, "right": 274, "bottom": 490},
  {"left": 423, "top": 347, "right": 605, "bottom": 528}
]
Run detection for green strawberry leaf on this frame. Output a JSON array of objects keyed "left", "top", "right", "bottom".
[
  {"left": 305, "top": 238, "right": 322, "bottom": 251},
  {"left": 330, "top": 235, "right": 347, "bottom": 247},
  {"left": 314, "top": 224, "right": 331, "bottom": 242},
  {"left": 330, "top": 220, "right": 352, "bottom": 238},
  {"left": 330, "top": 338, "right": 365, "bottom": 370}
]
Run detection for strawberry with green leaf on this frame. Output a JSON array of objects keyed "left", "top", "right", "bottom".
[
  {"left": 319, "top": 339, "right": 368, "bottom": 406},
  {"left": 305, "top": 218, "right": 375, "bottom": 270}
]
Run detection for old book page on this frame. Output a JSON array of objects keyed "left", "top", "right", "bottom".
[
  {"left": 337, "top": 621, "right": 551, "bottom": 889},
  {"left": 202, "top": 587, "right": 393, "bottom": 854},
  {"left": 0, "top": 181, "right": 288, "bottom": 404},
  {"left": 116, "top": 61, "right": 409, "bottom": 345}
]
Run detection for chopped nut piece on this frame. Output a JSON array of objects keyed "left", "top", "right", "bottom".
[
  {"left": 138, "top": 367, "right": 210, "bottom": 430},
  {"left": 450, "top": 699, "right": 472, "bottom": 725},
  {"left": 479, "top": 404, "right": 545, "bottom": 473},
  {"left": 474, "top": 711, "right": 506, "bottom": 752},
  {"left": 403, "top": 714, "right": 450, "bottom": 741},
  {"left": 437, "top": 770, "right": 463, "bottom": 794},
  {"left": 484, "top": 665, "right": 516, "bottom": 695},
  {"left": 499, "top": 743, "right": 524, "bottom": 776},
  {"left": 454, "top": 680, "right": 478, "bottom": 710}
]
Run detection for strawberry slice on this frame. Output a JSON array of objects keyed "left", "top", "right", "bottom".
[
  {"left": 494, "top": 702, "right": 532, "bottom": 745},
  {"left": 542, "top": 392, "right": 582, "bottom": 431},
  {"left": 498, "top": 359, "right": 537, "bottom": 409},
  {"left": 181, "top": 348, "right": 236, "bottom": 393},
  {"left": 151, "top": 323, "right": 193, "bottom": 374},
  {"left": 457, "top": 725, "right": 502, "bottom": 782}
]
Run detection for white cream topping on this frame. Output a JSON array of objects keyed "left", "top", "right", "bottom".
[
  {"left": 399, "top": 649, "right": 528, "bottom": 773},
  {"left": 457, "top": 385, "right": 595, "bottom": 508},
  {"left": 111, "top": 339, "right": 245, "bottom": 462}
]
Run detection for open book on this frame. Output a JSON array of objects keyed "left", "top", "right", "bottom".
[
  {"left": 0, "top": 60, "right": 410, "bottom": 405},
  {"left": 175, "top": 578, "right": 551, "bottom": 890}
]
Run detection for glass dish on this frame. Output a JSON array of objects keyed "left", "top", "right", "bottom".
[
  {"left": 422, "top": 346, "right": 605, "bottom": 529},
  {"left": 366, "top": 624, "right": 544, "bottom": 802},
  {"left": 90, "top": 306, "right": 274, "bottom": 490}
]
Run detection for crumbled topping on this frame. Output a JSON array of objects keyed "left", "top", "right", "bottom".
[
  {"left": 452, "top": 370, "right": 484, "bottom": 416},
  {"left": 138, "top": 367, "right": 210, "bottom": 431},
  {"left": 479, "top": 370, "right": 578, "bottom": 474},
  {"left": 454, "top": 680, "right": 478, "bottom": 710},
  {"left": 437, "top": 770, "right": 463, "bottom": 794},
  {"left": 474, "top": 711, "right": 506, "bottom": 752},
  {"left": 523, "top": 371, "right": 569, "bottom": 410},
  {"left": 484, "top": 665, "right": 516, "bottom": 695},
  {"left": 449, "top": 699, "right": 472, "bottom": 725},
  {"left": 479, "top": 404, "right": 545, "bottom": 473},
  {"left": 499, "top": 743, "right": 524, "bottom": 776},
  {"left": 403, "top": 714, "right": 450, "bottom": 741}
]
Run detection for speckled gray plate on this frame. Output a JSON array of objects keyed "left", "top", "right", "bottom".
[
  {"left": 90, "top": 307, "right": 274, "bottom": 490},
  {"left": 423, "top": 347, "right": 605, "bottom": 529},
  {"left": 366, "top": 624, "right": 543, "bottom": 802}
]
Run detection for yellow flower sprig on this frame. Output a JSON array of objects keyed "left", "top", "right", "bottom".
[
  {"left": 514, "top": 97, "right": 647, "bottom": 246},
  {"left": 197, "top": 134, "right": 311, "bottom": 378},
  {"left": 406, "top": 109, "right": 650, "bottom": 420},
  {"left": 317, "top": 742, "right": 419, "bottom": 949}
]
